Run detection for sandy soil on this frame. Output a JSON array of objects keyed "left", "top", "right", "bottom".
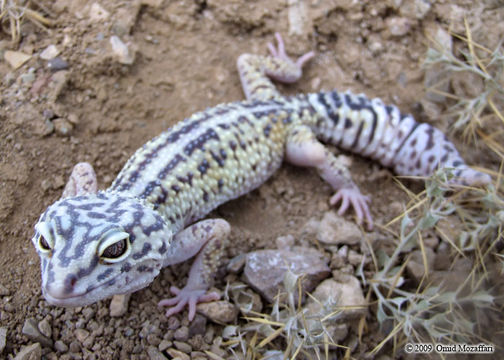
[{"left": 0, "top": 0, "right": 503, "bottom": 359}]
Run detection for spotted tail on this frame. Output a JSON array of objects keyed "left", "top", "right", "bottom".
[{"left": 308, "top": 90, "right": 490, "bottom": 186}]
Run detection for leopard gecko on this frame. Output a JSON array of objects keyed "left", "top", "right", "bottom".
[{"left": 31, "top": 33, "right": 490, "bottom": 320}]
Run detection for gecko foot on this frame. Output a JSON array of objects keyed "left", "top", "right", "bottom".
[
  {"left": 158, "top": 286, "right": 220, "bottom": 321},
  {"left": 267, "top": 32, "right": 315, "bottom": 74},
  {"left": 330, "top": 188, "right": 373, "bottom": 231}
]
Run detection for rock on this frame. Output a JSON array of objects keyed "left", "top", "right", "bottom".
[
  {"left": 226, "top": 254, "right": 246, "bottom": 274},
  {"left": 40, "top": 45, "right": 60, "bottom": 60},
  {"left": 426, "top": 25, "right": 452, "bottom": 54},
  {"left": 38, "top": 318, "right": 52, "bottom": 338},
  {"left": 112, "top": 5, "right": 142, "bottom": 36},
  {"left": 158, "top": 339, "right": 172, "bottom": 352},
  {"left": 317, "top": 212, "right": 362, "bottom": 246},
  {"left": 188, "top": 314, "right": 207, "bottom": 337},
  {"left": 53, "top": 118, "right": 74, "bottom": 136},
  {"left": 81, "top": 307, "right": 95, "bottom": 321},
  {"left": 147, "top": 334, "right": 161, "bottom": 346},
  {"left": 89, "top": 2, "right": 110, "bottom": 22},
  {"left": 147, "top": 346, "right": 168, "bottom": 360},
  {"left": 275, "top": 234, "right": 294, "bottom": 249},
  {"left": 386, "top": 17, "right": 411, "bottom": 36},
  {"left": 307, "top": 276, "right": 367, "bottom": 321},
  {"left": 451, "top": 71, "right": 485, "bottom": 99},
  {"left": 166, "top": 348, "right": 190, "bottom": 360},
  {"left": 347, "top": 249, "right": 364, "bottom": 266},
  {"left": 20, "top": 69, "right": 36, "bottom": 84},
  {"left": 196, "top": 301, "right": 238, "bottom": 324},
  {"left": 48, "top": 70, "right": 69, "bottom": 102},
  {"left": 173, "top": 340, "right": 192, "bottom": 353},
  {"left": 69, "top": 340, "right": 80, "bottom": 353},
  {"left": 74, "top": 328, "right": 89, "bottom": 343},
  {"left": 435, "top": 217, "right": 462, "bottom": 245},
  {"left": 142, "top": 0, "right": 163, "bottom": 8},
  {"left": 0, "top": 284, "right": 10, "bottom": 296},
  {"left": 406, "top": 248, "right": 435, "bottom": 283},
  {"left": 231, "top": 287, "right": 263, "bottom": 315},
  {"left": 13, "top": 343, "right": 42, "bottom": 360},
  {"left": 110, "top": 293, "right": 130, "bottom": 317},
  {"left": 54, "top": 340, "right": 68, "bottom": 353},
  {"left": 287, "top": 0, "right": 311, "bottom": 36},
  {"left": 4, "top": 50, "right": 31, "bottom": 69},
  {"left": 47, "top": 57, "right": 69, "bottom": 72},
  {"left": 398, "top": 0, "right": 431, "bottom": 20},
  {"left": 173, "top": 326, "right": 189, "bottom": 342},
  {"left": 22, "top": 318, "right": 53, "bottom": 348},
  {"left": 243, "top": 248, "right": 330, "bottom": 303},
  {"left": 0, "top": 327, "right": 6, "bottom": 353},
  {"left": 110, "top": 36, "right": 135, "bottom": 65}
]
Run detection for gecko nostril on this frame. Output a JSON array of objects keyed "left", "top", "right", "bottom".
[{"left": 64, "top": 274, "right": 78, "bottom": 293}]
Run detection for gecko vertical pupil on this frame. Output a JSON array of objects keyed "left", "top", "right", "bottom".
[
  {"left": 102, "top": 239, "right": 127, "bottom": 258},
  {"left": 39, "top": 236, "right": 50, "bottom": 250}
]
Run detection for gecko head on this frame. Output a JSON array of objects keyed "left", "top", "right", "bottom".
[{"left": 31, "top": 191, "right": 173, "bottom": 307}]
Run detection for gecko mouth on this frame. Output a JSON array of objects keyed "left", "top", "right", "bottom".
[{"left": 42, "top": 275, "right": 122, "bottom": 307}]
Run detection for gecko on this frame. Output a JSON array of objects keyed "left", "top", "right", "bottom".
[{"left": 31, "top": 33, "right": 491, "bottom": 321}]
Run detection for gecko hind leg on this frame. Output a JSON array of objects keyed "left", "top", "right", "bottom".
[
  {"left": 266, "top": 32, "right": 315, "bottom": 83},
  {"left": 285, "top": 125, "right": 374, "bottom": 230}
]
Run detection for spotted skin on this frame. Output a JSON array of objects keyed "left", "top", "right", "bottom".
[{"left": 32, "top": 33, "right": 490, "bottom": 320}]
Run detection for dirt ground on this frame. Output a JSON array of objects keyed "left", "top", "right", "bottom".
[{"left": 0, "top": 0, "right": 503, "bottom": 359}]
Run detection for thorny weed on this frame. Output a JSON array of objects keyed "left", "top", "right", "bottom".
[
  {"left": 219, "top": 274, "right": 355, "bottom": 360},
  {"left": 0, "top": 0, "right": 52, "bottom": 45},
  {"left": 367, "top": 169, "right": 503, "bottom": 356},
  {"left": 423, "top": 19, "right": 504, "bottom": 148}
]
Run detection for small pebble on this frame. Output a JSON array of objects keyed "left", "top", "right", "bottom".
[
  {"left": 53, "top": 118, "right": 74, "bottom": 137},
  {"left": 173, "top": 326, "right": 189, "bottom": 342},
  {"left": 47, "top": 57, "right": 69, "bottom": 71},
  {"left": 13, "top": 343, "right": 41, "bottom": 360},
  {"left": 20, "top": 71, "right": 36, "bottom": 84},
  {"left": 54, "top": 340, "right": 69, "bottom": 353},
  {"left": 42, "top": 109, "right": 55, "bottom": 120},
  {"left": 110, "top": 36, "right": 135, "bottom": 65},
  {"left": 4, "top": 50, "right": 31, "bottom": 69},
  {"left": 188, "top": 314, "right": 207, "bottom": 337},
  {"left": 75, "top": 328, "right": 90, "bottom": 343},
  {"left": 40, "top": 45, "right": 60, "bottom": 60},
  {"left": 0, "top": 284, "right": 10, "bottom": 296},
  {"left": 174, "top": 340, "right": 192, "bottom": 353},
  {"left": 386, "top": 17, "right": 411, "bottom": 36},
  {"left": 0, "top": 327, "right": 6, "bottom": 353},
  {"left": 69, "top": 340, "right": 81, "bottom": 353},
  {"left": 147, "top": 346, "right": 167, "bottom": 360},
  {"left": 166, "top": 348, "right": 190, "bottom": 360},
  {"left": 22, "top": 318, "right": 53, "bottom": 347},
  {"left": 81, "top": 307, "right": 95, "bottom": 321},
  {"left": 110, "top": 293, "right": 130, "bottom": 317},
  {"left": 158, "top": 339, "right": 172, "bottom": 352},
  {"left": 38, "top": 318, "right": 52, "bottom": 338}
]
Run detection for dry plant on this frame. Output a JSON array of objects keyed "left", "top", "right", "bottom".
[
  {"left": 423, "top": 19, "right": 504, "bottom": 149},
  {"left": 216, "top": 273, "right": 354, "bottom": 360},
  {"left": 0, "top": 0, "right": 52, "bottom": 45},
  {"left": 367, "top": 169, "right": 502, "bottom": 355},
  {"left": 366, "top": 22, "right": 504, "bottom": 356}
]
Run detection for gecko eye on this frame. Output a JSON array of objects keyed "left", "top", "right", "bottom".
[
  {"left": 38, "top": 235, "right": 52, "bottom": 252},
  {"left": 34, "top": 222, "right": 54, "bottom": 254},
  {"left": 99, "top": 231, "right": 131, "bottom": 263}
]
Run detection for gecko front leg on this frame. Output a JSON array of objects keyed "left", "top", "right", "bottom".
[{"left": 159, "top": 219, "right": 230, "bottom": 320}]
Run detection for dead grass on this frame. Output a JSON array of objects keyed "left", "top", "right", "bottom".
[{"left": 0, "top": 0, "right": 52, "bottom": 45}]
